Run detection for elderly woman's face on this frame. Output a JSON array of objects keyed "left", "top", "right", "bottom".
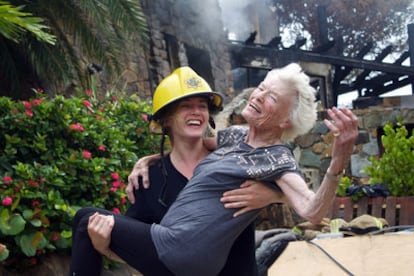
[{"left": 242, "top": 75, "right": 295, "bottom": 131}]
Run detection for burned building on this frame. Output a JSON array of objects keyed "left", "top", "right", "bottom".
[{"left": 121, "top": 0, "right": 234, "bottom": 100}]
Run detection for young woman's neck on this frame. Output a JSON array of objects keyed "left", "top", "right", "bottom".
[{"left": 169, "top": 138, "right": 210, "bottom": 179}]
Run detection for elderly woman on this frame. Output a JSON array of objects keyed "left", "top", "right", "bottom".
[{"left": 70, "top": 63, "right": 358, "bottom": 276}]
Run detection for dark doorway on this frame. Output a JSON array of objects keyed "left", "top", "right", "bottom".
[{"left": 185, "top": 44, "right": 215, "bottom": 90}]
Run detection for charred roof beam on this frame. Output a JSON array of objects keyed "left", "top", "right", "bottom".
[{"left": 228, "top": 43, "right": 414, "bottom": 78}]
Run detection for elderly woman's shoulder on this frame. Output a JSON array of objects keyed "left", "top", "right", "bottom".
[
  {"left": 227, "top": 125, "right": 248, "bottom": 132},
  {"left": 222, "top": 125, "right": 248, "bottom": 137}
]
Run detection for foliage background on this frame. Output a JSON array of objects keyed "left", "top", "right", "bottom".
[
  {"left": 0, "top": 90, "right": 160, "bottom": 270},
  {"left": 364, "top": 120, "right": 414, "bottom": 196}
]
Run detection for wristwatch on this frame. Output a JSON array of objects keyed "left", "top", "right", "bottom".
[{"left": 325, "top": 170, "right": 344, "bottom": 181}]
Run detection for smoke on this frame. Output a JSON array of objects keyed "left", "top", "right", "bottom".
[
  {"left": 218, "top": 0, "right": 261, "bottom": 41},
  {"left": 218, "top": 0, "right": 282, "bottom": 44}
]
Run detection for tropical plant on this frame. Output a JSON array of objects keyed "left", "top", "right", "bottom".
[
  {"left": 0, "top": 0, "right": 148, "bottom": 99},
  {"left": 364, "top": 120, "right": 414, "bottom": 196},
  {"left": 0, "top": 1, "right": 55, "bottom": 44},
  {"left": 0, "top": 90, "right": 160, "bottom": 271}
]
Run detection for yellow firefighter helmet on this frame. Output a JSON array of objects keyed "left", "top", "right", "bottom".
[{"left": 149, "top": 67, "right": 223, "bottom": 133}]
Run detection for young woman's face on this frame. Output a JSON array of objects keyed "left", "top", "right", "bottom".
[
  {"left": 165, "top": 96, "right": 210, "bottom": 139},
  {"left": 242, "top": 75, "right": 296, "bottom": 131}
]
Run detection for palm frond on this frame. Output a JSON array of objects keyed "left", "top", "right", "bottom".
[
  {"left": 1, "top": 0, "right": 149, "bottom": 98},
  {"left": 0, "top": 1, "right": 55, "bottom": 44}
]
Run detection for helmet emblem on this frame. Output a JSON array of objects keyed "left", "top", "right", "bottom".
[{"left": 186, "top": 77, "right": 201, "bottom": 89}]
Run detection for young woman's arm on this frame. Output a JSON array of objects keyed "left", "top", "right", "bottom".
[{"left": 221, "top": 181, "right": 286, "bottom": 217}]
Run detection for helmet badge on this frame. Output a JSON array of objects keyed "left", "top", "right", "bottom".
[{"left": 186, "top": 77, "right": 201, "bottom": 89}]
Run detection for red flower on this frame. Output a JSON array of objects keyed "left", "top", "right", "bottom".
[
  {"left": 69, "top": 123, "right": 85, "bottom": 132},
  {"left": 111, "top": 172, "right": 120, "bottom": 180},
  {"left": 37, "top": 88, "right": 44, "bottom": 93},
  {"left": 110, "top": 186, "right": 118, "bottom": 192},
  {"left": 25, "top": 109, "right": 33, "bottom": 117},
  {"left": 22, "top": 101, "right": 32, "bottom": 109},
  {"left": 3, "top": 176, "right": 13, "bottom": 185},
  {"left": 28, "top": 179, "right": 39, "bottom": 189},
  {"left": 82, "top": 150, "right": 92, "bottom": 159},
  {"left": 82, "top": 100, "right": 92, "bottom": 108},
  {"left": 85, "top": 89, "right": 93, "bottom": 97},
  {"left": 32, "top": 99, "right": 43, "bottom": 105},
  {"left": 141, "top": 114, "right": 149, "bottom": 121},
  {"left": 98, "top": 145, "right": 106, "bottom": 151},
  {"left": 51, "top": 232, "right": 60, "bottom": 241},
  {"left": 120, "top": 197, "right": 126, "bottom": 204},
  {"left": 32, "top": 200, "right": 40, "bottom": 207},
  {"left": 112, "top": 180, "right": 122, "bottom": 188},
  {"left": 112, "top": 207, "right": 120, "bottom": 214},
  {"left": 2, "top": 196, "right": 12, "bottom": 206},
  {"left": 29, "top": 258, "right": 37, "bottom": 266}
]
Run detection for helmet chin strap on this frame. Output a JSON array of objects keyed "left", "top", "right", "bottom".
[
  {"left": 158, "top": 127, "right": 169, "bottom": 207},
  {"left": 209, "top": 116, "right": 216, "bottom": 129}
]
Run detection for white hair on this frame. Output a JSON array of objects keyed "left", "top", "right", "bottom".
[{"left": 265, "top": 63, "right": 317, "bottom": 143}]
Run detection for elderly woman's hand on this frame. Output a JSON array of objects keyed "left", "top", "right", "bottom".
[
  {"left": 87, "top": 213, "right": 114, "bottom": 254},
  {"left": 324, "top": 107, "right": 359, "bottom": 174}
]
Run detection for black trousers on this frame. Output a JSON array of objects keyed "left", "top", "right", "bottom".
[{"left": 69, "top": 207, "right": 173, "bottom": 276}]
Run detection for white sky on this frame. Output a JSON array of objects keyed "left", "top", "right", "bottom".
[
  {"left": 338, "top": 85, "right": 413, "bottom": 108},
  {"left": 338, "top": 58, "right": 413, "bottom": 108}
]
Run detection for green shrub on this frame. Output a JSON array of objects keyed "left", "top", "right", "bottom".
[
  {"left": 0, "top": 89, "right": 160, "bottom": 270},
  {"left": 364, "top": 120, "right": 414, "bottom": 196},
  {"left": 336, "top": 176, "right": 352, "bottom": 197}
]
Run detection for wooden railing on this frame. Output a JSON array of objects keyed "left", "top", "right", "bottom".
[{"left": 327, "top": 196, "right": 414, "bottom": 226}]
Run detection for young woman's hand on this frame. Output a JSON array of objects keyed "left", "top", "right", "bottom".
[{"left": 221, "top": 180, "right": 286, "bottom": 217}]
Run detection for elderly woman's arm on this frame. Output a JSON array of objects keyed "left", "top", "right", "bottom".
[
  {"left": 87, "top": 213, "right": 125, "bottom": 263},
  {"left": 278, "top": 107, "right": 358, "bottom": 224}
]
